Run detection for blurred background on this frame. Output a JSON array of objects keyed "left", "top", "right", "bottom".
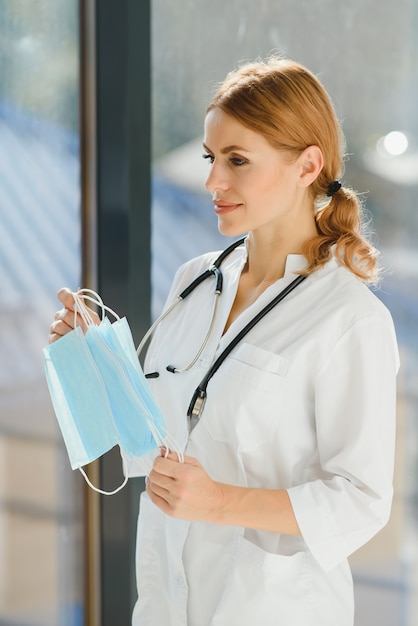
[{"left": 0, "top": 0, "right": 417, "bottom": 624}]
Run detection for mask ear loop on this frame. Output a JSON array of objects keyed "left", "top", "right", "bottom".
[
  {"left": 73, "top": 291, "right": 97, "bottom": 329},
  {"left": 79, "top": 288, "right": 120, "bottom": 320},
  {"left": 146, "top": 421, "right": 184, "bottom": 464},
  {"left": 79, "top": 296, "right": 120, "bottom": 323},
  {"left": 72, "top": 289, "right": 121, "bottom": 333},
  {"left": 79, "top": 457, "right": 129, "bottom": 496}
]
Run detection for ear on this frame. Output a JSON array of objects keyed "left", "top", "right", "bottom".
[{"left": 297, "top": 145, "right": 323, "bottom": 188}]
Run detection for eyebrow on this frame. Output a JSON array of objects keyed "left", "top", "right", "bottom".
[{"left": 203, "top": 143, "right": 251, "bottom": 154}]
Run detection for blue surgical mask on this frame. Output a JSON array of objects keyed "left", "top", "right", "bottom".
[
  {"left": 83, "top": 318, "right": 166, "bottom": 458},
  {"left": 43, "top": 325, "right": 119, "bottom": 468},
  {"left": 43, "top": 290, "right": 183, "bottom": 494}
]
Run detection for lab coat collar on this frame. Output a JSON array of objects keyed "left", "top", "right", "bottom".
[
  {"left": 284, "top": 253, "right": 308, "bottom": 275},
  {"left": 242, "top": 236, "right": 308, "bottom": 277}
]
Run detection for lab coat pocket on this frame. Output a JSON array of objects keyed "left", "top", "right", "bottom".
[
  {"left": 230, "top": 342, "right": 289, "bottom": 381},
  {"left": 211, "top": 536, "right": 311, "bottom": 626},
  {"left": 204, "top": 343, "right": 289, "bottom": 452}
]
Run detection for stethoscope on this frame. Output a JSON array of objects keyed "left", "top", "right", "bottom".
[{"left": 137, "top": 237, "right": 307, "bottom": 429}]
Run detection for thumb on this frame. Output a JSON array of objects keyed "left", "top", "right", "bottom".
[
  {"left": 57, "top": 287, "right": 76, "bottom": 310},
  {"left": 182, "top": 454, "right": 202, "bottom": 467}
]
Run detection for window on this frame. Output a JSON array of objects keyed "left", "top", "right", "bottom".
[{"left": 0, "top": 2, "right": 83, "bottom": 624}]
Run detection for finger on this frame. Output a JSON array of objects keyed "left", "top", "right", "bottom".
[
  {"left": 48, "top": 330, "right": 61, "bottom": 344},
  {"left": 160, "top": 448, "right": 201, "bottom": 467},
  {"left": 57, "top": 287, "right": 76, "bottom": 311},
  {"left": 160, "top": 447, "right": 181, "bottom": 462},
  {"left": 54, "top": 306, "right": 86, "bottom": 330},
  {"left": 148, "top": 469, "right": 173, "bottom": 492},
  {"left": 49, "top": 317, "right": 74, "bottom": 341},
  {"left": 147, "top": 475, "right": 172, "bottom": 500},
  {"left": 48, "top": 316, "right": 73, "bottom": 342},
  {"left": 182, "top": 455, "right": 202, "bottom": 467},
  {"left": 153, "top": 455, "right": 185, "bottom": 480},
  {"left": 57, "top": 287, "right": 96, "bottom": 320},
  {"left": 56, "top": 289, "right": 86, "bottom": 330},
  {"left": 56, "top": 291, "right": 100, "bottom": 331},
  {"left": 146, "top": 482, "right": 172, "bottom": 512}
]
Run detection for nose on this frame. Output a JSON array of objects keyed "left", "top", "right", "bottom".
[{"left": 205, "top": 161, "right": 229, "bottom": 194}]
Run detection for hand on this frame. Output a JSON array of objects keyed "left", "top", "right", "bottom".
[
  {"left": 146, "top": 449, "right": 224, "bottom": 522},
  {"left": 147, "top": 451, "right": 301, "bottom": 535},
  {"left": 48, "top": 287, "right": 100, "bottom": 344}
]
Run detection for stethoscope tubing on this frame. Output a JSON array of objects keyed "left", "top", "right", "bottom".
[
  {"left": 187, "top": 273, "right": 307, "bottom": 422},
  {"left": 138, "top": 236, "right": 307, "bottom": 427},
  {"left": 177, "top": 237, "right": 246, "bottom": 300},
  {"left": 138, "top": 238, "right": 246, "bottom": 369}
]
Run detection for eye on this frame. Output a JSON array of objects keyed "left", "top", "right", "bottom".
[
  {"left": 230, "top": 157, "right": 247, "bottom": 166},
  {"left": 202, "top": 153, "right": 215, "bottom": 164}
]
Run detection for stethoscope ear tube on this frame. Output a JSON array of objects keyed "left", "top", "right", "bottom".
[
  {"left": 178, "top": 269, "right": 213, "bottom": 299},
  {"left": 142, "top": 238, "right": 246, "bottom": 377},
  {"left": 178, "top": 238, "right": 245, "bottom": 299},
  {"left": 212, "top": 237, "right": 247, "bottom": 268}
]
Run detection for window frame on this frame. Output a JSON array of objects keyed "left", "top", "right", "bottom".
[{"left": 79, "top": 1, "right": 151, "bottom": 623}]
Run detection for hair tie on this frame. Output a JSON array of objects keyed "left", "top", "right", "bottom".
[{"left": 327, "top": 180, "right": 342, "bottom": 197}]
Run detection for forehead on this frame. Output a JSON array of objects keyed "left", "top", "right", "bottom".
[{"left": 204, "top": 107, "right": 272, "bottom": 152}]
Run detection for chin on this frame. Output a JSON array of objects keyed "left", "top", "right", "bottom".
[{"left": 217, "top": 220, "right": 247, "bottom": 238}]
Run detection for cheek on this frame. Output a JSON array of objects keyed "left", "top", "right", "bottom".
[
  {"left": 235, "top": 163, "right": 289, "bottom": 204},
  {"left": 249, "top": 178, "right": 283, "bottom": 206}
]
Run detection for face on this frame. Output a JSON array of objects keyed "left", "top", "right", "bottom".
[{"left": 203, "top": 107, "right": 305, "bottom": 237}]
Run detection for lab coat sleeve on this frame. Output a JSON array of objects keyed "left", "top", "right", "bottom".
[{"left": 287, "top": 312, "right": 399, "bottom": 572}]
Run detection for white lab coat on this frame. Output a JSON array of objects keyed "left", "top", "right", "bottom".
[{"left": 126, "top": 243, "right": 399, "bottom": 626}]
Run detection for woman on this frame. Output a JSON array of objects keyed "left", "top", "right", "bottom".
[{"left": 50, "top": 58, "right": 399, "bottom": 625}]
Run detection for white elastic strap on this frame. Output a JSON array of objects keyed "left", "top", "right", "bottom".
[
  {"left": 146, "top": 420, "right": 185, "bottom": 464},
  {"left": 162, "top": 432, "right": 185, "bottom": 463},
  {"left": 79, "top": 454, "right": 129, "bottom": 496},
  {"left": 73, "top": 292, "right": 95, "bottom": 328},
  {"left": 78, "top": 290, "right": 120, "bottom": 322},
  {"left": 77, "top": 288, "right": 104, "bottom": 308}
]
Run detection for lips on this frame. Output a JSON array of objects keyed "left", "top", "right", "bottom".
[{"left": 213, "top": 200, "right": 242, "bottom": 214}]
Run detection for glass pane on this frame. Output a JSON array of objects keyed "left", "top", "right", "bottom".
[
  {"left": 0, "top": 2, "right": 83, "bottom": 624},
  {"left": 152, "top": 2, "right": 417, "bottom": 625}
]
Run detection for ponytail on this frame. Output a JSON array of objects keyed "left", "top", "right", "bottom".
[{"left": 301, "top": 186, "right": 380, "bottom": 284}]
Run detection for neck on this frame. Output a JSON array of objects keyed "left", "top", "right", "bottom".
[{"left": 244, "top": 217, "right": 317, "bottom": 285}]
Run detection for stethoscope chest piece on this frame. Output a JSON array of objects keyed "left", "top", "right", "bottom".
[{"left": 187, "top": 387, "right": 207, "bottom": 430}]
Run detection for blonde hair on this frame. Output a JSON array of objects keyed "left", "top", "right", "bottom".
[{"left": 207, "top": 57, "right": 379, "bottom": 283}]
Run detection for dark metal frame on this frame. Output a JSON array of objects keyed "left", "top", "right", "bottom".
[{"left": 79, "top": 1, "right": 151, "bottom": 623}]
